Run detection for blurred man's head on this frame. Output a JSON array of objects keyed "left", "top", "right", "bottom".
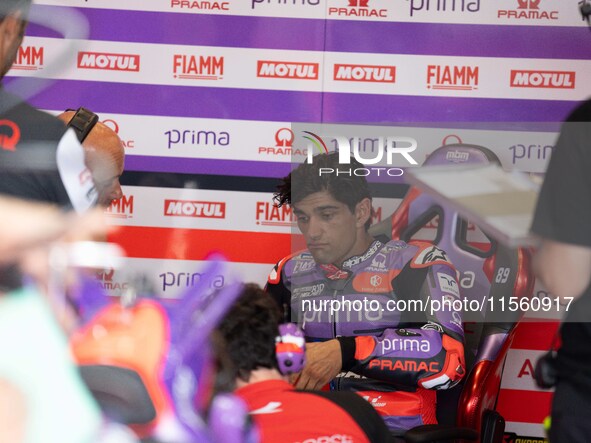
[
  {"left": 217, "top": 284, "right": 282, "bottom": 384},
  {"left": 0, "top": 0, "right": 32, "bottom": 79},
  {"left": 274, "top": 153, "right": 374, "bottom": 265},
  {"left": 58, "top": 110, "right": 125, "bottom": 207}
]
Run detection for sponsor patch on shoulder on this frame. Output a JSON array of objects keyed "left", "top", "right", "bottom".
[
  {"left": 437, "top": 272, "right": 460, "bottom": 297},
  {"left": 411, "top": 245, "right": 452, "bottom": 268}
]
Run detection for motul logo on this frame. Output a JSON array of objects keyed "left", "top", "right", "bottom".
[
  {"left": 257, "top": 61, "right": 319, "bottom": 80},
  {"left": 334, "top": 64, "right": 395, "bottom": 83},
  {"left": 164, "top": 200, "right": 226, "bottom": 218},
  {"left": 13, "top": 46, "right": 44, "bottom": 71},
  {"left": 78, "top": 52, "right": 140, "bottom": 71},
  {"left": 427, "top": 65, "right": 478, "bottom": 91},
  {"left": 510, "top": 70, "right": 575, "bottom": 89}
]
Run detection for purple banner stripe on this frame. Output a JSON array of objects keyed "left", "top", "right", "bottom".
[
  {"left": 125, "top": 156, "right": 291, "bottom": 178},
  {"left": 27, "top": 5, "right": 327, "bottom": 52},
  {"left": 27, "top": 5, "right": 591, "bottom": 60},
  {"left": 322, "top": 92, "right": 583, "bottom": 123},
  {"left": 124, "top": 155, "right": 407, "bottom": 184},
  {"left": 10, "top": 78, "right": 582, "bottom": 123},
  {"left": 325, "top": 21, "right": 591, "bottom": 60},
  {"left": 6, "top": 78, "right": 323, "bottom": 122}
]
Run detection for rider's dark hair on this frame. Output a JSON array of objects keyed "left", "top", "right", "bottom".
[
  {"left": 274, "top": 152, "right": 374, "bottom": 230},
  {"left": 217, "top": 284, "right": 281, "bottom": 382}
]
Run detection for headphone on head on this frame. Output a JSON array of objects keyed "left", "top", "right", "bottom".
[
  {"left": 65, "top": 107, "right": 99, "bottom": 143},
  {"left": 275, "top": 323, "right": 306, "bottom": 375}
]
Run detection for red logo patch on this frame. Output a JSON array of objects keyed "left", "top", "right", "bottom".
[{"left": 0, "top": 120, "right": 20, "bottom": 151}]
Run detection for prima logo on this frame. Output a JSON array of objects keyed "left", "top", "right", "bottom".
[
  {"left": 251, "top": 0, "right": 320, "bottom": 9},
  {"left": 509, "top": 143, "right": 554, "bottom": 165},
  {"left": 408, "top": 0, "right": 480, "bottom": 17},
  {"left": 160, "top": 271, "right": 224, "bottom": 292},
  {"left": 165, "top": 128, "right": 230, "bottom": 149}
]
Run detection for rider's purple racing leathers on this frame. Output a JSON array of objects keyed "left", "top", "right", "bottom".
[{"left": 266, "top": 240, "right": 465, "bottom": 432}]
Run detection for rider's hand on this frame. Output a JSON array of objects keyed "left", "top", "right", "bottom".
[{"left": 294, "top": 340, "right": 342, "bottom": 391}]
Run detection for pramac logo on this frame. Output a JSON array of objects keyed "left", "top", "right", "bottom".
[
  {"left": 275, "top": 128, "right": 294, "bottom": 147},
  {"left": 0, "top": 120, "right": 21, "bottom": 151}
]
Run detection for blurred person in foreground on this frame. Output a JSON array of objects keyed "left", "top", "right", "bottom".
[
  {"left": 0, "top": 0, "right": 124, "bottom": 211},
  {"left": 531, "top": 99, "right": 591, "bottom": 442},
  {"left": 217, "top": 283, "right": 392, "bottom": 443},
  {"left": 0, "top": 196, "right": 136, "bottom": 443}
]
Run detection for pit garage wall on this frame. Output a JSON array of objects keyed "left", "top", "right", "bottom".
[{"left": 8, "top": 1, "right": 591, "bottom": 440}]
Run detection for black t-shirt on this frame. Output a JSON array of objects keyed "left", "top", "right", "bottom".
[
  {"left": 0, "top": 90, "right": 69, "bottom": 206},
  {"left": 0, "top": 89, "right": 95, "bottom": 212},
  {"left": 531, "top": 98, "right": 591, "bottom": 389}
]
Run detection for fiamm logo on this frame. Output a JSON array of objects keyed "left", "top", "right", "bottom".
[
  {"left": 173, "top": 54, "right": 224, "bottom": 80},
  {"left": 409, "top": 0, "right": 480, "bottom": 17},
  {"left": 256, "top": 201, "right": 295, "bottom": 227},
  {"left": 333, "top": 64, "right": 395, "bottom": 83},
  {"left": 105, "top": 194, "right": 134, "bottom": 219},
  {"left": 170, "top": 0, "right": 230, "bottom": 10},
  {"left": 328, "top": 0, "right": 388, "bottom": 18},
  {"left": 427, "top": 65, "right": 479, "bottom": 91},
  {"left": 251, "top": 0, "right": 320, "bottom": 9},
  {"left": 13, "top": 45, "right": 44, "bottom": 71}
]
